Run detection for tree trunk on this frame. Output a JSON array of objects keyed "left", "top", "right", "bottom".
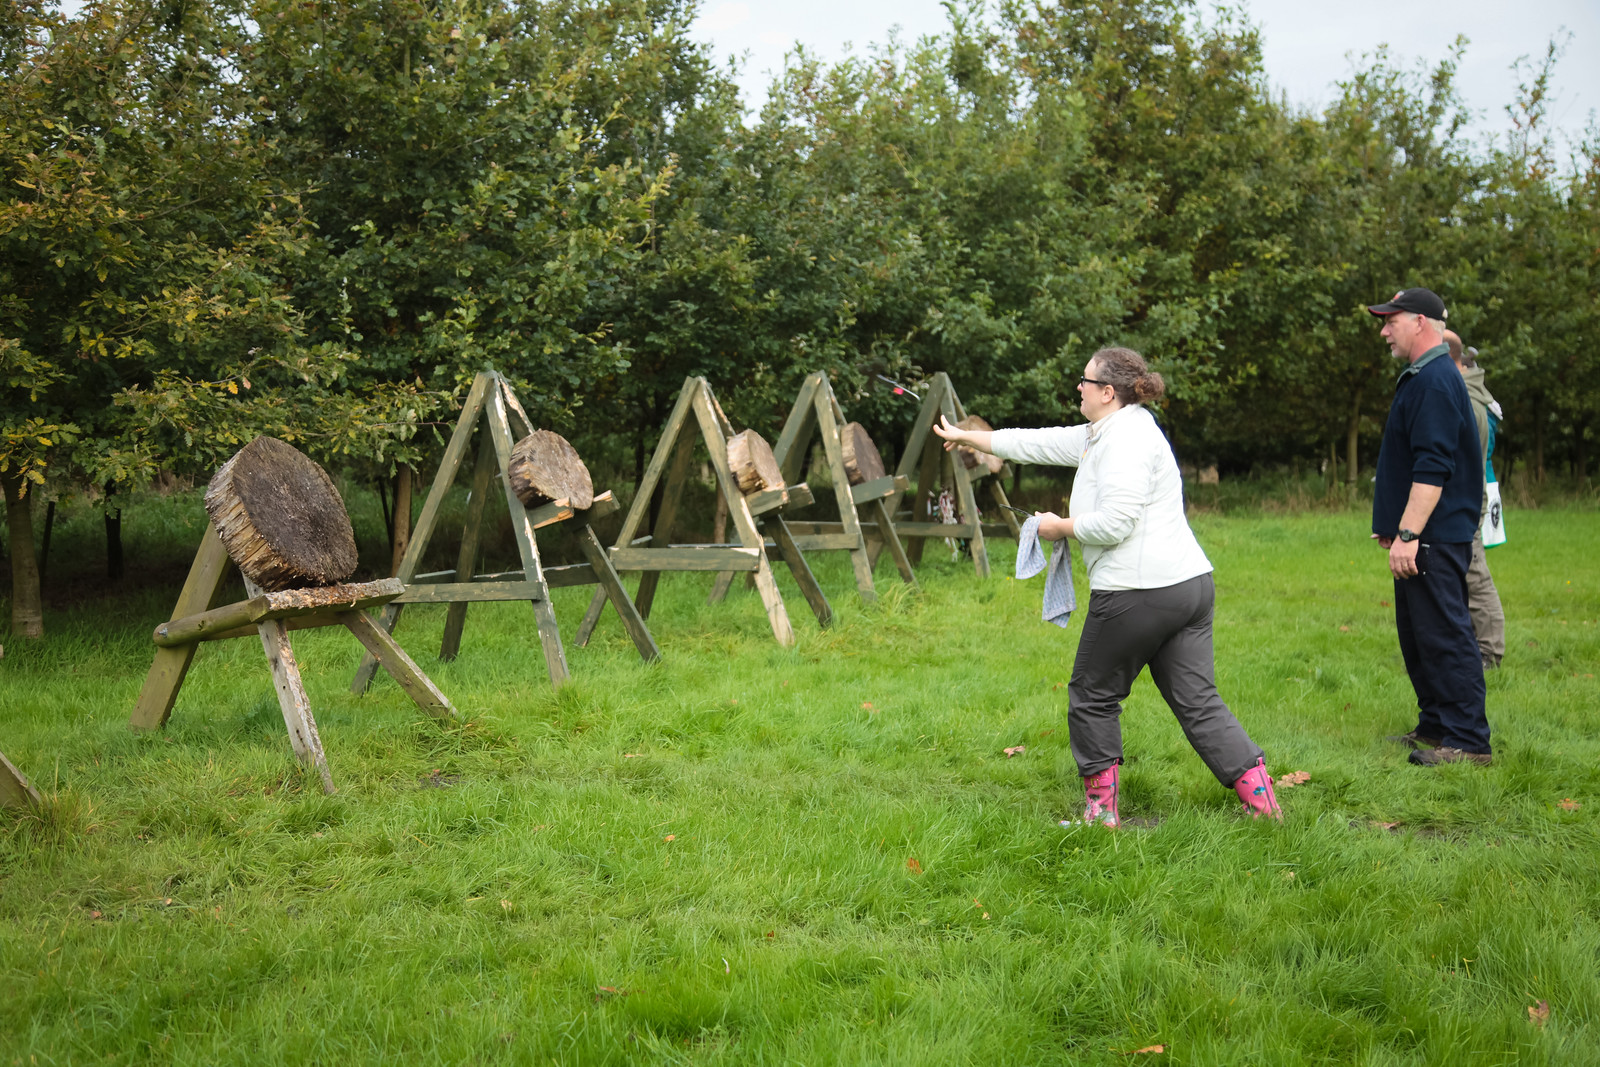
[
  {"left": 3, "top": 472, "right": 43, "bottom": 638},
  {"left": 1533, "top": 418, "right": 1545, "bottom": 483},
  {"left": 1328, "top": 439, "right": 1338, "bottom": 484},
  {"left": 390, "top": 465, "right": 413, "bottom": 578},
  {"left": 1573, "top": 419, "right": 1588, "bottom": 484},
  {"left": 104, "top": 481, "right": 123, "bottom": 582},
  {"left": 1345, "top": 391, "right": 1361, "bottom": 486},
  {"left": 38, "top": 500, "right": 55, "bottom": 587}
]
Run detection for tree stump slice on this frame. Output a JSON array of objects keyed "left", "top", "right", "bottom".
[
  {"left": 956, "top": 416, "right": 1003, "bottom": 475},
  {"left": 508, "top": 430, "right": 593, "bottom": 509},
  {"left": 727, "top": 430, "right": 784, "bottom": 495},
  {"left": 204, "top": 437, "right": 358, "bottom": 591},
  {"left": 840, "top": 422, "right": 886, "bottom": 486}
]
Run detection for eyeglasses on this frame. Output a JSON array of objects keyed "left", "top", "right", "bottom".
[{"left": 1079, "top": 377, "right": 1111, "bottom": 388}]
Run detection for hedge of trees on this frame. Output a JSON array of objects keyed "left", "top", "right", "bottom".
[{"left": 4, "top": 0, "right": 1597, "bottom": 636}]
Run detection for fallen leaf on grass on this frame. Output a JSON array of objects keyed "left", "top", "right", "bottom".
[
  {"left": 1277, "top": 771, "right": 1312, "bottom": 788},
  {"left": 1039, "top": 729, "right": 1054, "bottom": 737},
  {"left": 1378, "top": 600, "right": 1390, "bottom": 607},
  {"left": 594, "top": 986, "right": 633, "bottom": 1002},
  {"left": 1559, "top": 799, "right": 1580, "bottom": 811},
  {"left": 663, "top": 834, "right": 676, "bottom": 842},
  {"left": 1339, "top": 625, "right": 1351, "bottom": 632},
  {"left": 622, "top": 753, "right": 643, "bottom": 758},
  {"left": 1004, "top": 745, "right": 1026, "bottom": 758},
  {"left": 765, "top": 931, "right": 775, "bottom": 938},
  {"left": 906, "top": 857, "right": 923, "bottom": 875},
  {"left": 1529, "top": 1000, "right": 1550, "bottom": 1028},
  {"left": 862, "top": 702, "right": 876, "bottom": 712},
  {"left": 1118, "top": 1045, "right": 1166, "bottom": 1055},
  {"left": 88, "top": 910, "right": 103, "bottom": 920},
  {"left": 500, "top": 899, "right": 513, "bottom": 911},
  {"left": 982, "top": 912, "right": 990, "bottom": 920},
  {"left": 1371, "top": 821, "right": 1402, "bottom": 832}
]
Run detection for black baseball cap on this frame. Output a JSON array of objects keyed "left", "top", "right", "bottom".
[{"left": 1367, "top": 287, "right": 1447, "bottom": 319}]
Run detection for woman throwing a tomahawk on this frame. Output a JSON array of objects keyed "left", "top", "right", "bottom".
[{"left": 933, "top": 347, "right": 1280, "bottom": 826}]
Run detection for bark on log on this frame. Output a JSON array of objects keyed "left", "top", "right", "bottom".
[
  {"left": 507, "top": 430, "right": 593, "bottom": 509},
  {"left": 840, "top": 422, "right": 886, "bottom": 486},
  {"left": 726, "top": 430, "right": 784, "bottom": 495},
  {"left": 956, "top": 416, "right": 1003, "bottom": 475},
  {"left": 204, "top": 437, "right": 358, "bottom": 591}
]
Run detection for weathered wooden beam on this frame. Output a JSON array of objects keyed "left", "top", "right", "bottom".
[
  {"left": 256, "top": 613, "right": 335, "bottom": 795},
  {"left": 153, "top": 579, "right": 403, "bottom": 647},
  {"left": 340, "top": 610, "right": 455, "bottom": 720},
  {"left": 438, "top": 425, "right": 499, "bottom": 662},
  {"left": 849, "top": 474, "right": 908, "bottom": 505},
  {"left": 0, "top": 752, "right": 42, "bottom": 810},
  {"left": 394, "top": 580, "right": 547, "bottom": 604},
  {"left": 609, "top": 547, "right": 762, "bottom": 572},
  {"left": 130, "top": 525, "right": 235, "bottom": 730},
  {"left": 789, "top": 534, "right": 864, "bottom": 551}
]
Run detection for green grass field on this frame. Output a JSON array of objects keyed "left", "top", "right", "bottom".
[{"left": 2, "top": 500, "right": 1597, "bottom": 1065}]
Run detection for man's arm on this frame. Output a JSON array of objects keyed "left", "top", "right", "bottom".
[{"left": 1389, "top": 483, "right": 1442, "bottom": 579}]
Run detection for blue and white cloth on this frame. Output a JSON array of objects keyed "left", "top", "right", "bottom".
[{"left": 1016, "top": 515, "right": 1076, "bottom": 628}]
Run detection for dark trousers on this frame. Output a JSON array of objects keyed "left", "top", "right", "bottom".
[
  {"left": 1396, "top": 542, "right": 1491, "bottom": 753},
  {"left": 1068, "top": 573, "right": 1264, "bottom": 787}
]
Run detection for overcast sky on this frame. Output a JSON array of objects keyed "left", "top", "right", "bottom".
[{"left": 687, "top": 0, "right": 1599, "bottom": 151}]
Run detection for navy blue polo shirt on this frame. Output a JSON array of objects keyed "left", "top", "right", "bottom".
[{"left": 1372, "top": 344, "right": 1482, "bottom": 543}]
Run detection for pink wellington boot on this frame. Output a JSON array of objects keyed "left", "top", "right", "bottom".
[
  {"left": 1060, "top": 764, "right": 1120, "bottom": 828},
  {"left": 1233, "top": 758, "right": 1282, "bottom": 820}
]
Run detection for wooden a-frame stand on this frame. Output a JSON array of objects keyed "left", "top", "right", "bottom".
[
  {"left": 129, "top": 529, "right": 454, "bottom": 794},
  {"left": 574, "top": 376, "right": 832, "bottom": 649},
  {"left": 0, "top": 751, "right": 42, "bottom": 810},
  {"left": 350, "top": 371, "right": 659, "bottom": 694},
  {"left": 768, "top": 371, "right": 917, "bottom": 602},
  {"left": 875, "top": 372, "right": 1022, "bottom": 579}
]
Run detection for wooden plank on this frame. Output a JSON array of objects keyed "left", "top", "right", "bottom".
[
  {"left": 784, "top": 522, "right": 847, "bottom": 536},
  {"left": 256, "top": 616, "right": 335, "bottom": 794},
  {"left": 849, "top": 474, "right": 902, "bottom": 505},
  {"left": 486, "top": 390, "right": 569, "bottom": 687},
  {"left": 706, "top": 569, "right": 737, "bottom": 604},
  {"left": 543, "top": 563, "right": 599, "bottom": 588},
  {"left": 615, "top": 378, "right": 699, "bottom": 549},
  {"left": 499, "top": 376, "right": 536, "bottom": 438},
  {"left": 811, "top": 383, "right": 876, "bottom": 602},
  {"left": 631, "top": 426, "right": 700, "bottom": 620},
  {"left": 905, "top": 407, "right": 945, "bottom": 566},
  {"left": 440, "top": 425, "right": 499, "bottom": 661},
  {"left": 942, "top": 385, "right": 989, "bottom": 578},
  {"left": 871, "top": 497, "right": 918, "bottom": 586},
  {"left": 988, "top": 479, "right": 1022, "bottom": 539},
  {"left": 789, "top": 533, "right": 864, "bottom": 551},
  {"left": 693, "top": 387, "right": 794, "bottom": 646},
  {"left": 609, "top": 547, "right": 761, "bottom": 572},
  {"left": 892, "top": 521, "right": 983, "bottom": 538},
  {"left": 772, "top": 373, "right": 822, "bottom": 484},
  {"left": 523, "top": 499, "right": 577, "bottom": 529},
  {"left": 576, "top": 491, "right": 619, "bottom": 522},
  {"left": 575, "top": 524, "right": 660, "bottom": 662},
  {"left": 396, "top": 372, "right": 493, "bottom": 584},
  {"left": 154, "top": 580, "right": 404, "bottom": 647},
  {"left": 395, "top": 581, "right": 547, "bottom": 604},
  {"left": 744, "top": 486, "right": 789, "bottom": 516},
  {"left": 130, "top": 526, "right": 234, "bottom": 731},
  {"left": 767, "top": 516, "right": 833, "bottom": 628},
  {"left": 340, "top": 610, "right": 455, "bottom": 720},
  {"left": 195, "top": 613, "right": 348, "bottom": 644},
  {"left": 0, "top": 751, "right": 42, "bottom": 810}
]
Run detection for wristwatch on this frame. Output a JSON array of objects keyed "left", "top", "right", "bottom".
[{"left": 1397, "top": 528, "right": 1420, "bottom": 543}]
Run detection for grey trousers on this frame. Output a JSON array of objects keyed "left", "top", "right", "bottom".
[
  {"left": 1068, "top": 573, "right": 1264, "bottom": 787},
  {"left": 1467, "top": 532, "right": 1506, "bottom": 667}
]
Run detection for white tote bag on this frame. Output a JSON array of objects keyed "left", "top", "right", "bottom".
[{"left": 1482, "top": 479, "right": 1506, "bottom": 547}]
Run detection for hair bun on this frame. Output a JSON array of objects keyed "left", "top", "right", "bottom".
[{"left": 1133, "top": 372, "right": 1166, "bottom": 403}]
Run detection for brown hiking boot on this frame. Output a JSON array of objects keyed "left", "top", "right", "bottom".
[
  {"left": 1386, "top": 729, "right": 1440, "bottom": 749},
  {"left": 1408, "top": 747, "right": 1492, "bottom": 767}
]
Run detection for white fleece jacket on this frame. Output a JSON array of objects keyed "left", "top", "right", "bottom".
[{"left": 989, "top": 405, "right": 1211, "bottom": 592}]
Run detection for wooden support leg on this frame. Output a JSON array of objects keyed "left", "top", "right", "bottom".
[
  {"left": 870, "top": 499, "right": 917, "bottom": 587},
  {"left": 907, "top": 435, "right": 942, "bottom": 566},
  {"left": 751, "top": 553, "right": 796, "bottom": 647},
  {"left": 574, "top": 586, "right": 609, "bottom": 648},
  {"left": 441, "top": 427, "right": 498, "bottom": 661},
  {"left": 131, "top": 526, "right": 233, "bottom": 731},
  {"left": 767, "top": 516, "right": 833, "bottom": 628},
  {"left": 257, "top": 618, "right": 336, "bottom": 795},
  {"left": 349, "top": 602, "right": 401, "bottom": 695},
  {"left": 574, "top": 524, "right": 660, "bottom": 662},
  {"left": 340, "top": 611, "right": 455, "bottom": 719},
  {"left": 707, "top": 569, "right": 736, "bottom": 604},
  {"left": 0, "top": 752, "right": 42, "bottom": 810},
  {"left": 640, "top": 431, "right": 698, "bottom": 614}
]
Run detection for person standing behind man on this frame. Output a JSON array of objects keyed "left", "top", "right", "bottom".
[
  {"left": 1445, "top": 329, "right": 1506, "bottom": 669},
  {"left": 1368, "top": 289, "right": 1492, "bottom": 767}
]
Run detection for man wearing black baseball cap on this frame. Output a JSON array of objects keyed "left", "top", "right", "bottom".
[{"left": 1368, "top": 287, "right": 1492, "bottom": 766}]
